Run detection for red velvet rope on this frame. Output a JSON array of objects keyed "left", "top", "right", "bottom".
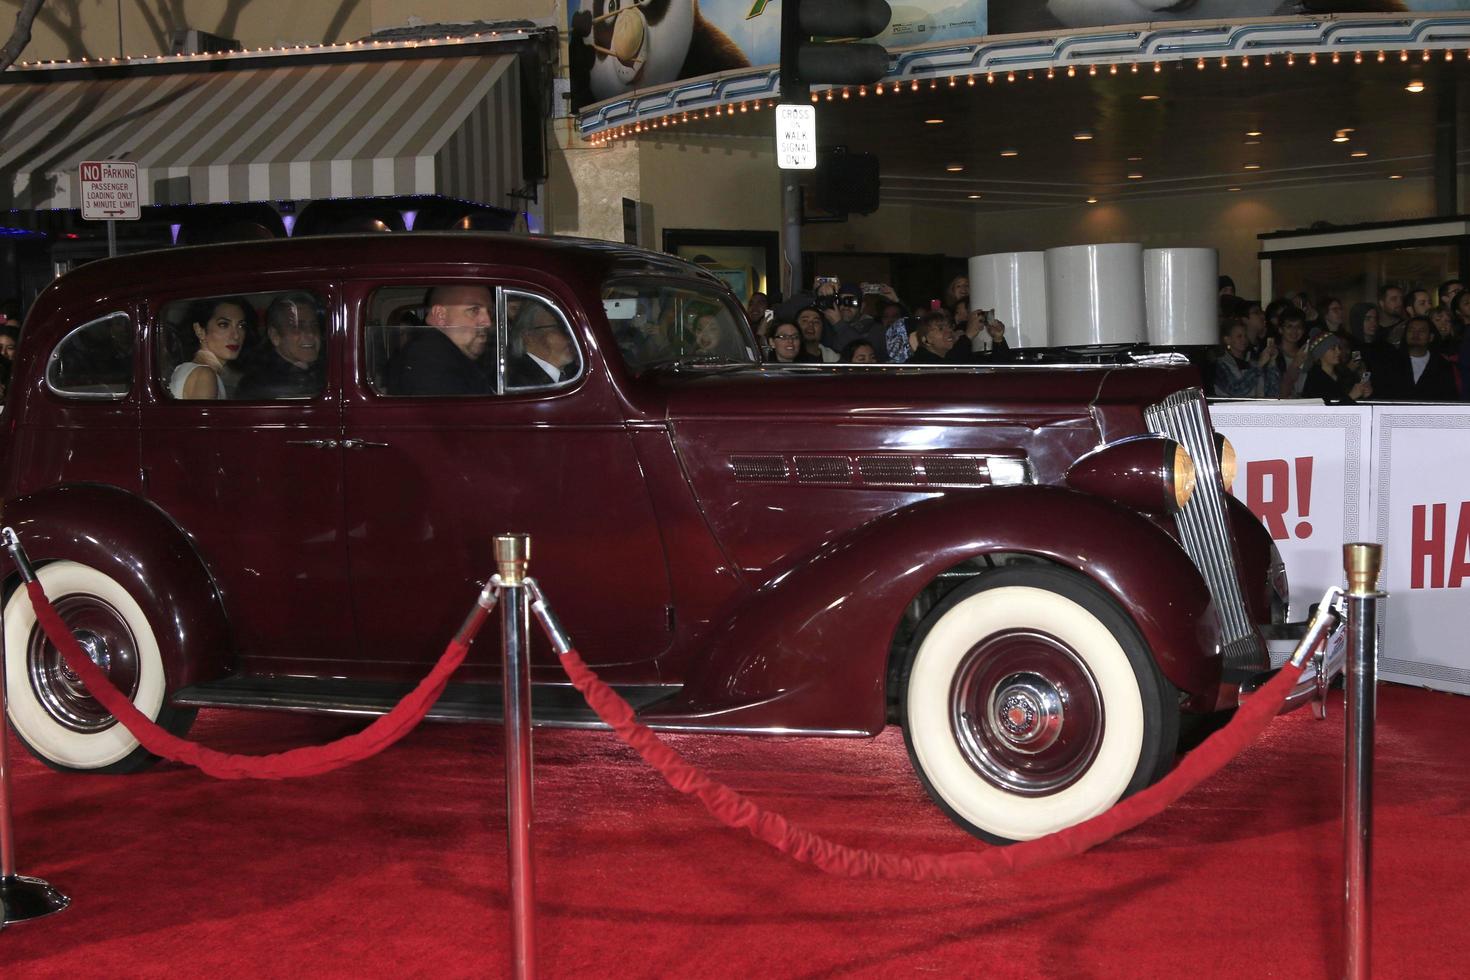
[
  {"left": 24, "top": 580, "right": 473, "bottom": 780},
  {"left": 559, "top": 645, "right": 1307, "bottom": 880}
]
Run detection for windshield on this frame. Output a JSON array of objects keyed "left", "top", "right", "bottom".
[{"left": 603, "top": 279, "right": 759, "bottom": 373}]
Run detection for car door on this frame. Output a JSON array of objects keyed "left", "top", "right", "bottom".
[
  {"left": 138, "top": 281, "right": 353, "bottom": 674},
  {"left": 339, "top": 277, "right": 675, "bottom": 684}
]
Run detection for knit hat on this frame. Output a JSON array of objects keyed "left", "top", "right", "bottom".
[{"left": 1307, "top": 332, "right": 1344, "bottom": 365}]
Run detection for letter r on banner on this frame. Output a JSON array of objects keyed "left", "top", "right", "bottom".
[{"left": 1246, "top": 459, "right": 1291, "bottom": 540}]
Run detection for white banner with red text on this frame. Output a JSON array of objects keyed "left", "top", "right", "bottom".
[{"left": 1211, "top": 401, "right": 1470, "bottom": 696}]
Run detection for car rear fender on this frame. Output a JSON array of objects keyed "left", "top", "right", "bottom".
[
  {"left": 659, "top": 485, "right": 1223, "bottom": 734},
  {"left": 2, "top": 483, "right": 232, "bottom": 692}
]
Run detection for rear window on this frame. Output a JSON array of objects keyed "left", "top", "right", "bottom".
[{"left": 46, "top": 312, "right": 132, "bottom": 400}]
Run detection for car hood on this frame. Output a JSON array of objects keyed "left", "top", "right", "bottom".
[{"left": 653, "top": 362, "right": 1197, "bottom": 424}]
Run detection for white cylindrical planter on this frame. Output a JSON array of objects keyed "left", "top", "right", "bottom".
[
  {"left": 1144, "top": 247, "right": 1218, "bottom": 346},
  {"left": 1043, "top": 243, "right": 1147, "bottom": 347},
  {"left": 969, "top": 251, "right": 1049, "bottom": 348}
]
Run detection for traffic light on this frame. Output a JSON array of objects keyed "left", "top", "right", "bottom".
[{"left": 780, "top": 0, "right": 892, "bottom": 97}]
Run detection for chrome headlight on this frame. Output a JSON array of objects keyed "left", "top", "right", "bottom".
[{"left": 1214, "top": 432, "right": 1237, "bottom": 492}]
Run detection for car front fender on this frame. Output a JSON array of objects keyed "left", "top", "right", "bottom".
[
  {"left": 646, "top": 485, "right": 1224, "bottom": 734},
  {"left": 3, "top": 483, "right": 232, "bottom": 693}
]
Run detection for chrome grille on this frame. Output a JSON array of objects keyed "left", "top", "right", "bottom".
[
  {"left": 794, "top": 456, "right": 853, "bottom": 484},
  {"left": 1144, "top": 388, "right": 1263, "bottom": 675},
  {"left": 922, "top": 456, "right": 988, "bottom": 486},
  {"left": 858, "top": 456, "right": 919, "bottom": 485},
  {"left": 730, "top": 455, "right": 788, "bottom": 483}
]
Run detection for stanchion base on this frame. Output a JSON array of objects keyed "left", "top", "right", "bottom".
[{"left": 0, "top": 874, "right": 70, "bottom": 924}]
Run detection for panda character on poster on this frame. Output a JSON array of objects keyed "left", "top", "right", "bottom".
[{"left": 569, "top": 0, "right": 751, "bottom": 109}]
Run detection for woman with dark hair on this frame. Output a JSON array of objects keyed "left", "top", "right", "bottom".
[
  {"left": 840, "top": 340, "right": 877, "bottom": 363},
  {"left": 766, "top": 320, "right": 815, "bottom": 364},
  {"left": 170, "top": 296, "right": 252, "bottom": 399},
  {"left": 0, "top": 323, "right": 18, "bottom": 362}
]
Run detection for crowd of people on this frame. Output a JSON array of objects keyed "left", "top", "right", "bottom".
[
  {"left": 743, "top": 272, "right": 1470, "bottom": 405},
  {"left": 1210, "top": 277, "right": 1469, "bottom": 403},
  {"left": 749, "top": 275, "right": 1010, "bottom": 367}
]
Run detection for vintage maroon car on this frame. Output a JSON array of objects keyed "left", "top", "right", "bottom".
[{"left": 1, "top": 233, "right": 1292, "bottom": 842}]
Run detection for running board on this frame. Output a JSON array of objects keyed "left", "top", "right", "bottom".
[{"left": 171, "top": 675, "right": 679, "bottom": 729}]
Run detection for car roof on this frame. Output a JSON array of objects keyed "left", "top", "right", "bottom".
[{"left": 53, "top": 232, "right": 717, "bottom": 294}]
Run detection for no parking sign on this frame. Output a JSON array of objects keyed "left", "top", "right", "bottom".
[{"left": 78, "top": 160, "right": 140, "bottom": 221}]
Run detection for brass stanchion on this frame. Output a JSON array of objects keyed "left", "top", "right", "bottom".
[
  {"left": 1343, "top": 542, "right": 1383, "bottom": 980},
  {"left": 0, "top": 511, "right": 72, "bottom": 926},
  {"left": 495, "top": 534, "right": 536, "bottom": 980}
]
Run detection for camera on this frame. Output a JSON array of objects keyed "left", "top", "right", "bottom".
[{"left": 814, "top": 294, "right": 836, "bottom": 311}]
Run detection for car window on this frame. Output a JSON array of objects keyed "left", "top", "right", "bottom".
[
  {"left": 602, "top": 281, "right": 757, "bottom": 373},
  {"left": 157, "top": 290, "right": 327, "bottom": 401},
  {"left": 365, "top": 285, "right": 580, "bottom": 396},
  {"left": 46, "top": 311, "right": 133, "bottom": 400}
]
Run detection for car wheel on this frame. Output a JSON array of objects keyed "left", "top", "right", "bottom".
[
  {"left": 4, "top": 561, "right": 195, "bottom": 774},
  {"left": 901, "top": 565, "right": 1179, "bottom": 844}
]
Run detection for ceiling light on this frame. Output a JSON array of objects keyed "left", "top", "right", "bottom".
[
  {"left": 1244, "top": 139, "right": 1261, "bottom": 146},
  {"left": 1228, "top": 187, "right": 1242, "bottom": 192},
  {"left": 1073, "top": 131, "right": 1094, "bottom": 141},
  {"left": 946, "top": 164, "right": 964, "bottom": 172},
  {"left": 967, "top": 193, "right": 983, "bottom": 199},
  {"left": 1000, "top": 149, "right": 1019, "bottom": 157},
  {"left": 1086, "top": 196, "right": 1099, "bottom": 204},
  {"left": 1139, "top": 94, "right": 1160, "bottom": 101},
  {"left": 1243, "top": 163, "right": 1262, "bottom": 170},
  {"left": 1127, "top": 173, "right": 1144, "bottom": 179},
  {"left": 1388, "top": 174, "right": 1403, "bottom": 180},
  {"left": 1332, "top": 134, "right": 1350, "bottom": 143},
  {"left": 925, "top": 118, "right": 944, "bottom": 125},
  {"left": 1245, "top": 130, "right": 1262, "bottom": 137},
  {"left": 1351, "top": 150, "right": 1369, "bottom": 158},
  {"left": 1405, "top": 80, "right": 1425, "bottom": 93},
  {"left": 1127, "top": 155, "right": 1143, "bottom": 162}
]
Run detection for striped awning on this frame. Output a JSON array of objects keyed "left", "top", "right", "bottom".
[{"left": 0, "top": 53, "right": 523, "bottom": 211}]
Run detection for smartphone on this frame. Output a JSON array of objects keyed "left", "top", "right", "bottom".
[
  {"left": 861, "top": 282, "right": 884, "bottom": 294},
  {"left": 814, "top": 276, "right": 839, "bottom": 291}
]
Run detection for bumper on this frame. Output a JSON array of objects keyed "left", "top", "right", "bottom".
[{"left": 1238, "top": 590, "right": 1348, "bottom": 717}]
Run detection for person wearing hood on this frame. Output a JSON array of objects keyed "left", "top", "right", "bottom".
[
  {"left": 1348, "top": 301, "right": 1395, "bottom": 378},
  {"left": 1303, "top": 333, "right": 1372, "bottom": 404}
]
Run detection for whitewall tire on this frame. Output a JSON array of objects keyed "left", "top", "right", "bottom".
[
  {"left": 902, "top": 565, "right": 1178, "bottom": 844},
  {"left": 4, "top": 561, "right": 192, "bottom": 773}
]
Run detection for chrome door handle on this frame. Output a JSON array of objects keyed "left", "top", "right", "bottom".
[
  {"left": 341, "top": 438, "right": 389, "bottom": 450},
  {"left": 286, "top": 439, "right": 338, "bottom": 449}
]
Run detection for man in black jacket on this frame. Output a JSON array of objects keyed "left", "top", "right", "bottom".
[
  {"left": 1383, "top": 316, "right": 1458, "bottom": 401},
  {"left": 386, "top": 285, "right": 494, "bottom": 396},
  {"left": 238, "top": 294, "right": 325, "bottom": 399}
]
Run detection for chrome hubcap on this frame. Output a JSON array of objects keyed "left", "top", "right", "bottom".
[
  {"left": 27, "top": 595, "right": 139, "bottom": 734},
  {"left": 990, "top": 673, "right": 1065, "bottom": 753},
  {"left": 951, "top": 629, "right": 1104, "bottom": 797}
]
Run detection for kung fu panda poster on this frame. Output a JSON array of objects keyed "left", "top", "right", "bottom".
[
  {"left": 566, "top": 0, "right": 987, "bottom": 110},
  {"left": 567, "top": 0, "right": 1470, "bottom": 112}
]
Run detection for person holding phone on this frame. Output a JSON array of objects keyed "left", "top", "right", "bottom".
[{"left": 1303, "top": 333, "right": 1371, "bottom": 404}]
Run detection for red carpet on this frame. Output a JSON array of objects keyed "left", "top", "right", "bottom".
[{"left": 2, "top": 684, "right": 1467, "bottom": 978}]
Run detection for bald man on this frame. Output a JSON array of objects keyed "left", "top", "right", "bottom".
[{"left": 386, "top": 284, "right": 495, "bottom": 396}]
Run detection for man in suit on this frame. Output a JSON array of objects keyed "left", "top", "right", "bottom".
[
  {"left": 238, "top": 293, "right": 325, "bottom": 399},
  {"left": 386, "top": 285, "right": 494, "bottom": 396},
  {"left": 1384, "top": 316, "right": 1458, "bottom": 401},
  {"left": 507, "top": 301, "right": 579, "bottom": 387}
]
